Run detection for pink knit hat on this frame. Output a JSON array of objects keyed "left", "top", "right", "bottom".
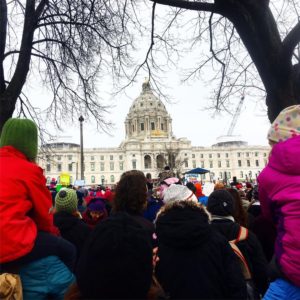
[{"left": 268, "top": 105, "right": 300, "bottom": 143}]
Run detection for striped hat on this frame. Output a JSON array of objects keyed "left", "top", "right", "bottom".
[{"left": 55, "top": 189, "right": 78, "bottom": 214}]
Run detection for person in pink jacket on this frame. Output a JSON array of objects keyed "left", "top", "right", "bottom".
[{"left": 258, "top": 105, "right": 300, "bottom": 299}]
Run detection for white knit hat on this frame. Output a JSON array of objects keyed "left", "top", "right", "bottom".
[{"left": 163, "top": 184, "right": 198, "bottom": 204}]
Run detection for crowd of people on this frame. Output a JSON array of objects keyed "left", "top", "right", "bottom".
[{"left": 1, "top": 105, "right": 300, "bottom": 299}]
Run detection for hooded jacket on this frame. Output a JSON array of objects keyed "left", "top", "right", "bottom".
[
  {"left": 53, "top": 211, "right": 91, "bottom": 259},
  {"left": 258, "top": 135, "right": 300, "bottom": 286},
  {"left": 155, "top": 207, "right": 246, "bottom": 299},
  {"left": 211, "top": 219, "right": 269, "bottom": 294},
  {"left": 0, "top": 146, "right": 56, "bottom": 263}
]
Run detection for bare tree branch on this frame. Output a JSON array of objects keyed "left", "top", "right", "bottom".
[{"left": 282, "top": 21, "right": 300, "bottom": 61}]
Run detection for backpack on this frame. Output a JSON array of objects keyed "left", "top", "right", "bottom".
[
  {"left": 229, "top": 226, "right": 261, "bottom": 300},
  {"left": 0, "top": 273, "right": 23, "bottom": 300}
]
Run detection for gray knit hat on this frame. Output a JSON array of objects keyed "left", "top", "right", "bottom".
[
  {"left": 163, "top": 184, "right": 198, "bottom": 204},
  {"left": 55, "top": 188, "right": 78, "bottom": 214}
]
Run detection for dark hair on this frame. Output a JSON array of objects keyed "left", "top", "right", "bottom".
[
  {"left": 186, "top": 182, "right": 196, "bottom": 194},
  {"left": 113, "top": 170, "right": 147, "bottom": 214},
  {"left": 226, "top": 188, "right": 248, "bottom": 227}
]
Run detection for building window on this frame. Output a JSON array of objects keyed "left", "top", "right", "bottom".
[
  {"left": 201, "top": 161, "right": 205, "bottom": 168},
  {"left": 100, "top": 162, "right": 104, "bottom": 171},
  {"left": 264, "top": 159, "right": 267, "bottom": 166},
  {"left": 91, "top": 176, "right": 95, "bottom": 183},
  {"left": 100, "top": 155, "right": 104, "bottom": 160},
  {"left": 238, "top": 160, "right": 242, "bottom": 167},
  {"left": 140, "top": 103, "right": 143, "bottom": 107},
  {"left": 91, "top": 156, "right": 94, "bottom": 161},
  {"left": 226, "top": 153, "right": 229, "bottom": 158},
  {"left": 156, "top": 155, "right": 164, "bottom": 169},
  {"left": 68, "top": 155, "right": 72, "bottom": 160},
  {"left": 151, "top": 122, "right": 155, "bottom": 130},
  {"left": 192, "top": 160, "right": 196, "bottom": 168},
  {"left": 255, "top": 152, "right": 258, "bottom": 157},
  {"left": 209, "top": 161, "right": 213, "bottom": 168},
  {"left": 132, "top": 154, "right": 136, "bottom": 157},
  {"left": 240, "top": 171, "right": 243, "bottom": 178},
  {"left": 184, "top": 160, "right": 188, "bottom": 168},
  {"left": 246, "top": 152, "right": 250, "bottom": 157},
  {"left": 132, "top": 160, "right": 137, "bottom": 169},
  {"left": 264, "top": 153, "right": 267, "bottom": 157},
  {"left": 68, "top": 163, "right": 73, "bottom": 172},
  {"left": 141, "top": 123, "right": 144, "bottom": 131},
  {"left": 110, "top": 162, "right": 114, "bottom": 171},
  {"left": 255, "top": 160, "right": 259, "bottom": 167},
  {"left": 144, "top": 155, "right": 152, "bottom": 169},
  {"left": 247, "top": 160, "right": 251, "bottom": 167},
  {"left": 46, "top": 155, "right": 50, "bottom": 162},
  {"left": 46, "top": 164, "right": 51, "bottom": 172},
  {"left": 46, "top": 177, "right": 51, "bottom": 184},
  {"left": 226, "top": 160, "right": 230, "bottom": 168},
  {"left": 110, "top": 175, "right": 115, "bottom": 183},
  {"left": 161, "top": 123, "right": 164, "bottom": 130},
  {"left": 101, "top": 175, "right": 105, "bottom": 185},
  {"left": 119, "top": 162, "right": 124, "bottom": 171},
  {"left": 218, "top": 161, "right": 222, "bottom": 168},
  {"left": 219, "top": 172, "right": 223, "bottom": 179},
  {"left": 119, "top": 155, "right": 123, "bottom": 160},
  {"left": 57, "top": 163, "right": 62, "bottom": 172},
  {"left": 237, "top": 152, "right": 241, "bottom": 157},
  {"left": 91, "top": 162, "right": 95, "bottom": 171},
  {"left": 200, "top": 154, "right": 204, "bottom": 158},
  {"left": 217, "top": 153, "right": 220, "bottom": 158},
  {"left": 110, "top": 155, "right": 113, "bottom": 160},
  {"left": 192, "top": 154, "right": 195, "bottom": 158},
  {"left": 57, "top": 156, "right": 62, "bottom": 161},
  {"left": 132, "top": 124, "right": 135, "bottom": 132},
  {"left": 209, "top": 154, "right": 212, "bottom": 158}
]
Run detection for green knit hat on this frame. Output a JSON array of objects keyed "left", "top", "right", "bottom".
[
  {"left": 0, "top": 118, "right": 38, "bottom": 160},
  {"left": 55, "top": 188, "right": 78, "bottom": 214}
]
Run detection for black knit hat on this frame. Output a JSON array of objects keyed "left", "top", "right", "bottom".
[
  {"left": 76, "top": 212, "right": 153, "bottom": 299},
  {"left": 207, "top": 190, "right": 235, "bottom": 216}
]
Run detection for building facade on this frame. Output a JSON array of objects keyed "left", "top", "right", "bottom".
[{"left": 38, "top": 81, "right": 270, "bottom": 185}]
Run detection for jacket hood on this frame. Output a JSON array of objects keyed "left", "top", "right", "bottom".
[
  {"left": 156, "top": 207, "right": 212, "bottom": 249},
  {"left": 54, "top": 211, "right": 80, "bottom": 230},
  {"left": 269, "top": 136, "right": 300, "bottom": 175}
]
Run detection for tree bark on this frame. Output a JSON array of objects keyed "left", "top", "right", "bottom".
[{"left": 0, "top": 0, "right": 37, "bottom": 132}]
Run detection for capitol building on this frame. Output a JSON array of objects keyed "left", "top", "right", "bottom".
[{"left": 38, "top": 81, "right": 270, "bottom": 186}]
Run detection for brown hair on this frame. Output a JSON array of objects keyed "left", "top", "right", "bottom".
[
  {"left": 226, "top": 188, "right": 248, "bottom": 227},
  {"left": 113, "top": 170, "right": 147, "bottom": 214}
]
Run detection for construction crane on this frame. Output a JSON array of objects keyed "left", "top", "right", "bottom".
[{"left": 227, "top": 96, "right": 245, "bottom": 136}]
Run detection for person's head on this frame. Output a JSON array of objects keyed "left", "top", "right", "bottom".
[
  {"left": 155, "top": 200, "right": 211, "bottom": 248},
  {"left": 163, "top": 184, "right": 198, "bottom": 204},
  {"left": 214, "top": 182, "right": 225, "bottom": 190},
  {"left": 207, "top": 189, "right": 234, "bottom": 217},
  {"left": 186, "top": 181, "right": 196, "bottom": 194},
  {"left": 87, "top": 198, "right": 107, "bottom": 220},
  {"left": 76, "top": 212, "right": 153, "bottom": 299},
  {"left": 0, "top": 118, "right": 38, "bottom": 161},
  {"left": 268, "top": 105, "right": 300, "bottom": 146},
  {"left": 55, "top": 188, "right": 78, "bottom": 214},
  {"left": 226, "top": 188, "right": 248, "bottom": 227},
  {"left": 113, "top": 170, "right": 147, "bottom": 214}
]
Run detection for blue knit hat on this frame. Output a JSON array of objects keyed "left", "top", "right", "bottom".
[{"left": 0, "top": 118, "right": 38, "bottom": 160}]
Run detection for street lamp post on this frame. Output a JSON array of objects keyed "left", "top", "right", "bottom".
[{"left": 79, "top": 116, "right": 84, "bottom": 181}]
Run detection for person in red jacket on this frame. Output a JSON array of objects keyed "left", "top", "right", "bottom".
[{"left": 0, "top": 118, "right": 76, "bottom": 271}]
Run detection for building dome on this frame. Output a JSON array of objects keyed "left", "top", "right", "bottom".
[{"left": 125, "top": 80, "right": 172, "bottom": 140}]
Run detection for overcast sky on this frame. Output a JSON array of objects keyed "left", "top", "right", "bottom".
[{"left": 34, "top": 75, "right": 270, "bottom": 148}]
